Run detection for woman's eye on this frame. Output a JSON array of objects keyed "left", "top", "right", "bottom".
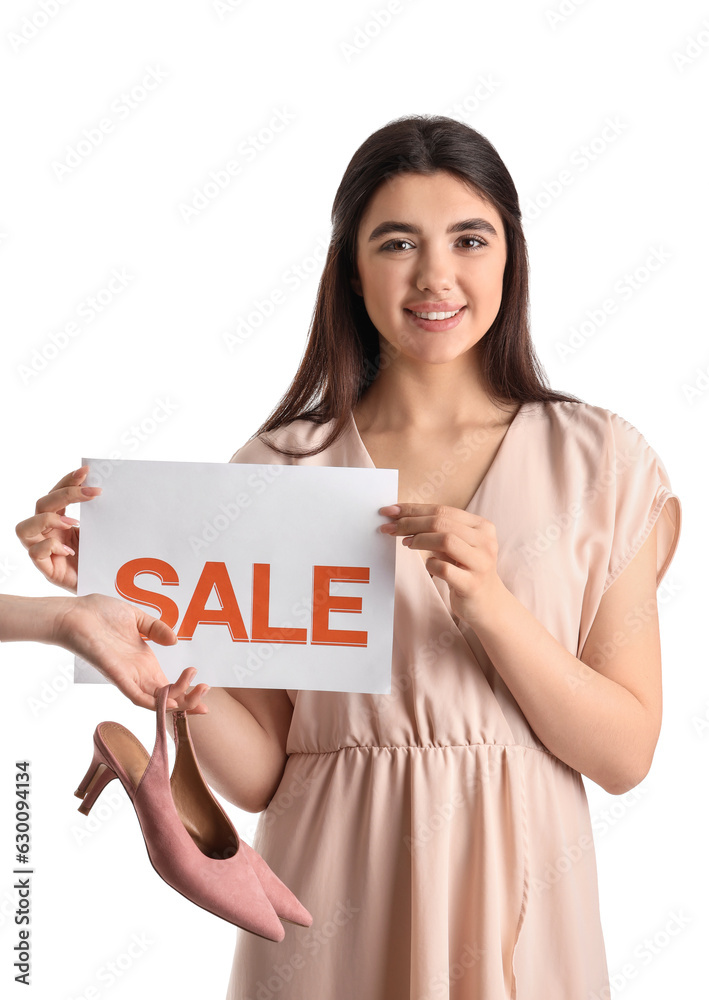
[
  {"left": 381, "top": 236, "right": 487, "bottom": 252},
  {"left": 382, "top": 239, "right": 415, "bottom": 252},
  {"left": 459, "top": 236, "right": 487, "bottom": 250}
]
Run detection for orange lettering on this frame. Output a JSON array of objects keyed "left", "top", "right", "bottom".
[
  {"left": 251, "top": 563, "right": 307, "bottom": 644},
  {"left": 115, "top": 558, "right": 180, "bottom": 638},
  {"left": 113, "top": 557, "right": 371, "bottom": 648},
  {"left": 312, "top": 566, "right": 369, "bottom": 647},
  {"left": 176, "top": 561, "right": 249, "bottom": 641}
]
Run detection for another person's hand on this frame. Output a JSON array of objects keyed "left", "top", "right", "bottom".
[
  {"left": 15, "top": 465, "right": 99, "bottom": 593},
  {"left": 0, "top": 591, "right": 209, "bottom": 714},
  {"left": 53, "top": 593, "right": 209, "bottom": 714}
]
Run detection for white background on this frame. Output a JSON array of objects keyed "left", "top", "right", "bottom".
[{"left": 0, "top": 1, "right": 706, "bottom": 997}]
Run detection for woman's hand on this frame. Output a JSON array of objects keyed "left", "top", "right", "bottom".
[
  {"left": 15, "top": 465, "right": 100, "bottom": 593},
  {"left": 51, "top": 592, "right": 210, "bottom": 714},
  {"left": 379, "top": 503, "right": 509, "bottom": 626}
]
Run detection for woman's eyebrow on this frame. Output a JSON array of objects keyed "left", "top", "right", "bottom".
[{"left": 367, "top": 217, "right": 499, "bottom": 241}]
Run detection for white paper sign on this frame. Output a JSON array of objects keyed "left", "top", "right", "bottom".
[{"left": 75, "top": 457, "right": 398, "bottom": 693}]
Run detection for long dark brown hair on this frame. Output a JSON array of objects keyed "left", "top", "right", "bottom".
[{"left": 250, "top": 113, "right": 582, "bottom": 458}]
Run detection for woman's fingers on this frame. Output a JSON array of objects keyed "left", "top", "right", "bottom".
[
  {"left": 26, "top": 535, "right": 75, "bottom": 573},
  {"left": 35, "top": 482, "right": 101, "bottom": 517},
  {"left": 17, "top": 528, "right": 80, "bottom": 592},
  {"left": 16, "top": 511, "right": 80, "bottom": 549},
  {"left": 16, "top": 466, "right": 100, "bottom": 591},
  {"left": 47, "top": 465, "right": 89, "bottom": 495}
]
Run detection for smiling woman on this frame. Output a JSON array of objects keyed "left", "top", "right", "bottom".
[
  {"left": 14, "top": 113, "right": 682, "bottom": 1000},
  {"left": 212, "top": 114, "right": 681, "bottom": 1000},
  {"left": 353, "top": 173, "right": 507, "bottom": 345}
]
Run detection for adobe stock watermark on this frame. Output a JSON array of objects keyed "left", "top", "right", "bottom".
[
  {"left": 681, "top": 360, "right": 709, "bottom": 405},
  {"left": 442, "top": 74, "right": 502, "bottom": 120},
  {"left": 404, "top": 747, "right": 510, "bottom": 853},
  {"left": 588, "top": 908, "right": 693, "bottom": 1000},
  {"left": 95, "top": 396, "right": 181, "bottom": 473},
  {"left": 76, "top": 397, "right": 179, "bottom": 491},
  {"left": 65, "top": 931, "right": 154, "bottom": 999},
  {"left": 0, "top": 555, "right": 16, "bottom": 586},
  {"left": 261, "top": 772, "right": 315, "bottom": 827},
  {"left": 0, "top": 888, "right": 19, "bottom": 931},
  {"left": 51, "top": 67, "right": 169, "bottom": 180},
  {"left": 518, "top": 443, "right": 637, "bottom": 567},
  {"left": 672, "top": 18, "right": 709, "bottom": 73},
  {"left": 187, "top": 464, "right": 286, "bottom": 555},
  {"left": 400, "top": 420, "right": 507, "bottom": 505},
  {"left": 591, "top": 785, "right": 647, "bottom": 838},
  {"left": 243, "top": 898, "right": 359, "bottom": 1000},
  {"left": 555, "top": 246, "right": 671, "bottom": 361},
  {"left": 70, "top": 786, "right": 125, "bottom": 847},
  {"left": 529, "top": 831, "right": 596, "bottom": 895},
  {"left": 566, "top": 574, "right": 681, "bottom": 696},
  {"left": 521, "top": 116, "right": 628, "bottom": 225},
  {"left": 417, "top": 941, "right": 485, "bottom": 1000},
  {"left": 177, "top": 106, "right": 296, "bottom": 224},
  {"left": 7, "top": 0, "right": 73, "bottom": 53},
  {"left": 339, "top": 618, "right": 459, "bottom": 733},
  {"left": 26, "top": 659, "right": 74, "bottom": 717},
  {"left": 212, "top": 0, "right": 249, "bottom": 18},
  {"left": 689, "top": 694, "right": 709, "bottom": 737},
  {"left": 228, "top": 573, "right": 357, "bottom": 686},
  {"left": 340, "top": 0, "right": 420, "bottom": 61},
  {"left": 545, "top": 0, "right": 592, "bottom": 30},
  {"left": 16, "top": 267, "right": 135, "bottom": 386},
  {"left": 221, "top": 234, "right": 329, "bottom": 351}
]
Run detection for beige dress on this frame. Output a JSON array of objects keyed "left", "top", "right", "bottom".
[{"left": 224, "top": 399, "right": 682, "bottom": 1000}]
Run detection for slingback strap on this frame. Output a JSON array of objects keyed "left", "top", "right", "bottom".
[{"left": 145, "top": 683, "right": 172, "bottom": 785}]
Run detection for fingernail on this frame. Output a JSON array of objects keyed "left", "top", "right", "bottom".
[
  {"left": 72, "top": 468, "right": 86, "bottom": 478},
  {"left": 81, "top": 487, "right": 102, "bottom": 496},
  {"left": 380, "top": 505, "right": 401, "bottom": 515},
  {"left": 63, "top": 545, "right": 75, "bottom": 555},
  {"left": 59, "top": 515, "right": 80, "bottom": 525}
]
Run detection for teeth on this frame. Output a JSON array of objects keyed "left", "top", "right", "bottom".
[{"left": 412, "top": 308, "right": 461, "bottom": 320}]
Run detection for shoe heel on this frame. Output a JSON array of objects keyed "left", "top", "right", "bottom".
[{"left": 74, "top": 744, "right": 117, "bottom": 816}]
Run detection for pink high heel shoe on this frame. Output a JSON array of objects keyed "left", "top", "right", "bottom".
[
  {"left": 74, "top": 683, "right": 311, "bottom": 939},
  {"left": 169, "top": 693, "right": 312, "bottom": 930}
]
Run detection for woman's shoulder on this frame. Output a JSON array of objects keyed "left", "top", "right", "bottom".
[
  {"left": 228, "top": 414, "right": 341, "bottom": 466},
  {"left": 532, "top": 398, "right": 663, "bottom": 464}
]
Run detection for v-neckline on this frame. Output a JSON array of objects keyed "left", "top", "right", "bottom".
[
  {"left": 348, "top": 400, "right": 527, "bottom": 513},
  {"left": 347, "top": 401, "right": 528, "bottom": 627}
]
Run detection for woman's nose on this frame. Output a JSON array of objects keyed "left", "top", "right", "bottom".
[{"left": 415, "top": 248, "right": 454, "bottom": 292}]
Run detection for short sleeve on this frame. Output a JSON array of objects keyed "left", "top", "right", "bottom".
[
  {"left": 603, "top": 412, "right": 682, "bottom": 594},
  {"left": 228, "top": 433, "right": 292, "bottom": 467},
  {"left": 228, "top": 417, "right": 337, "bottom": 468}
]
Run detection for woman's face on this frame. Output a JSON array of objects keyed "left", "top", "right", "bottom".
[{"left": 351, "top": 170, "right": 507, "bottom": 365}]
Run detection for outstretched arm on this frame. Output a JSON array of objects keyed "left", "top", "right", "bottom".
[{"left": 0, "top": 592, "right": 209, "bottom": 715}]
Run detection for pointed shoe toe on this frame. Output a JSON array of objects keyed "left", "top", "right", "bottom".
[{"left": 239, "top": 839, "right": 313, "bottom": 927}]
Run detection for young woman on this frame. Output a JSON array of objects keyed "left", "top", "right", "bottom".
[{"left": 16, "top": 115, "right": 682, "bottom": 999}]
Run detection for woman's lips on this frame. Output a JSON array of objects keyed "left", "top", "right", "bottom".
[{"left": 404, "top": 305, "right": 466, "bottom": 332}]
